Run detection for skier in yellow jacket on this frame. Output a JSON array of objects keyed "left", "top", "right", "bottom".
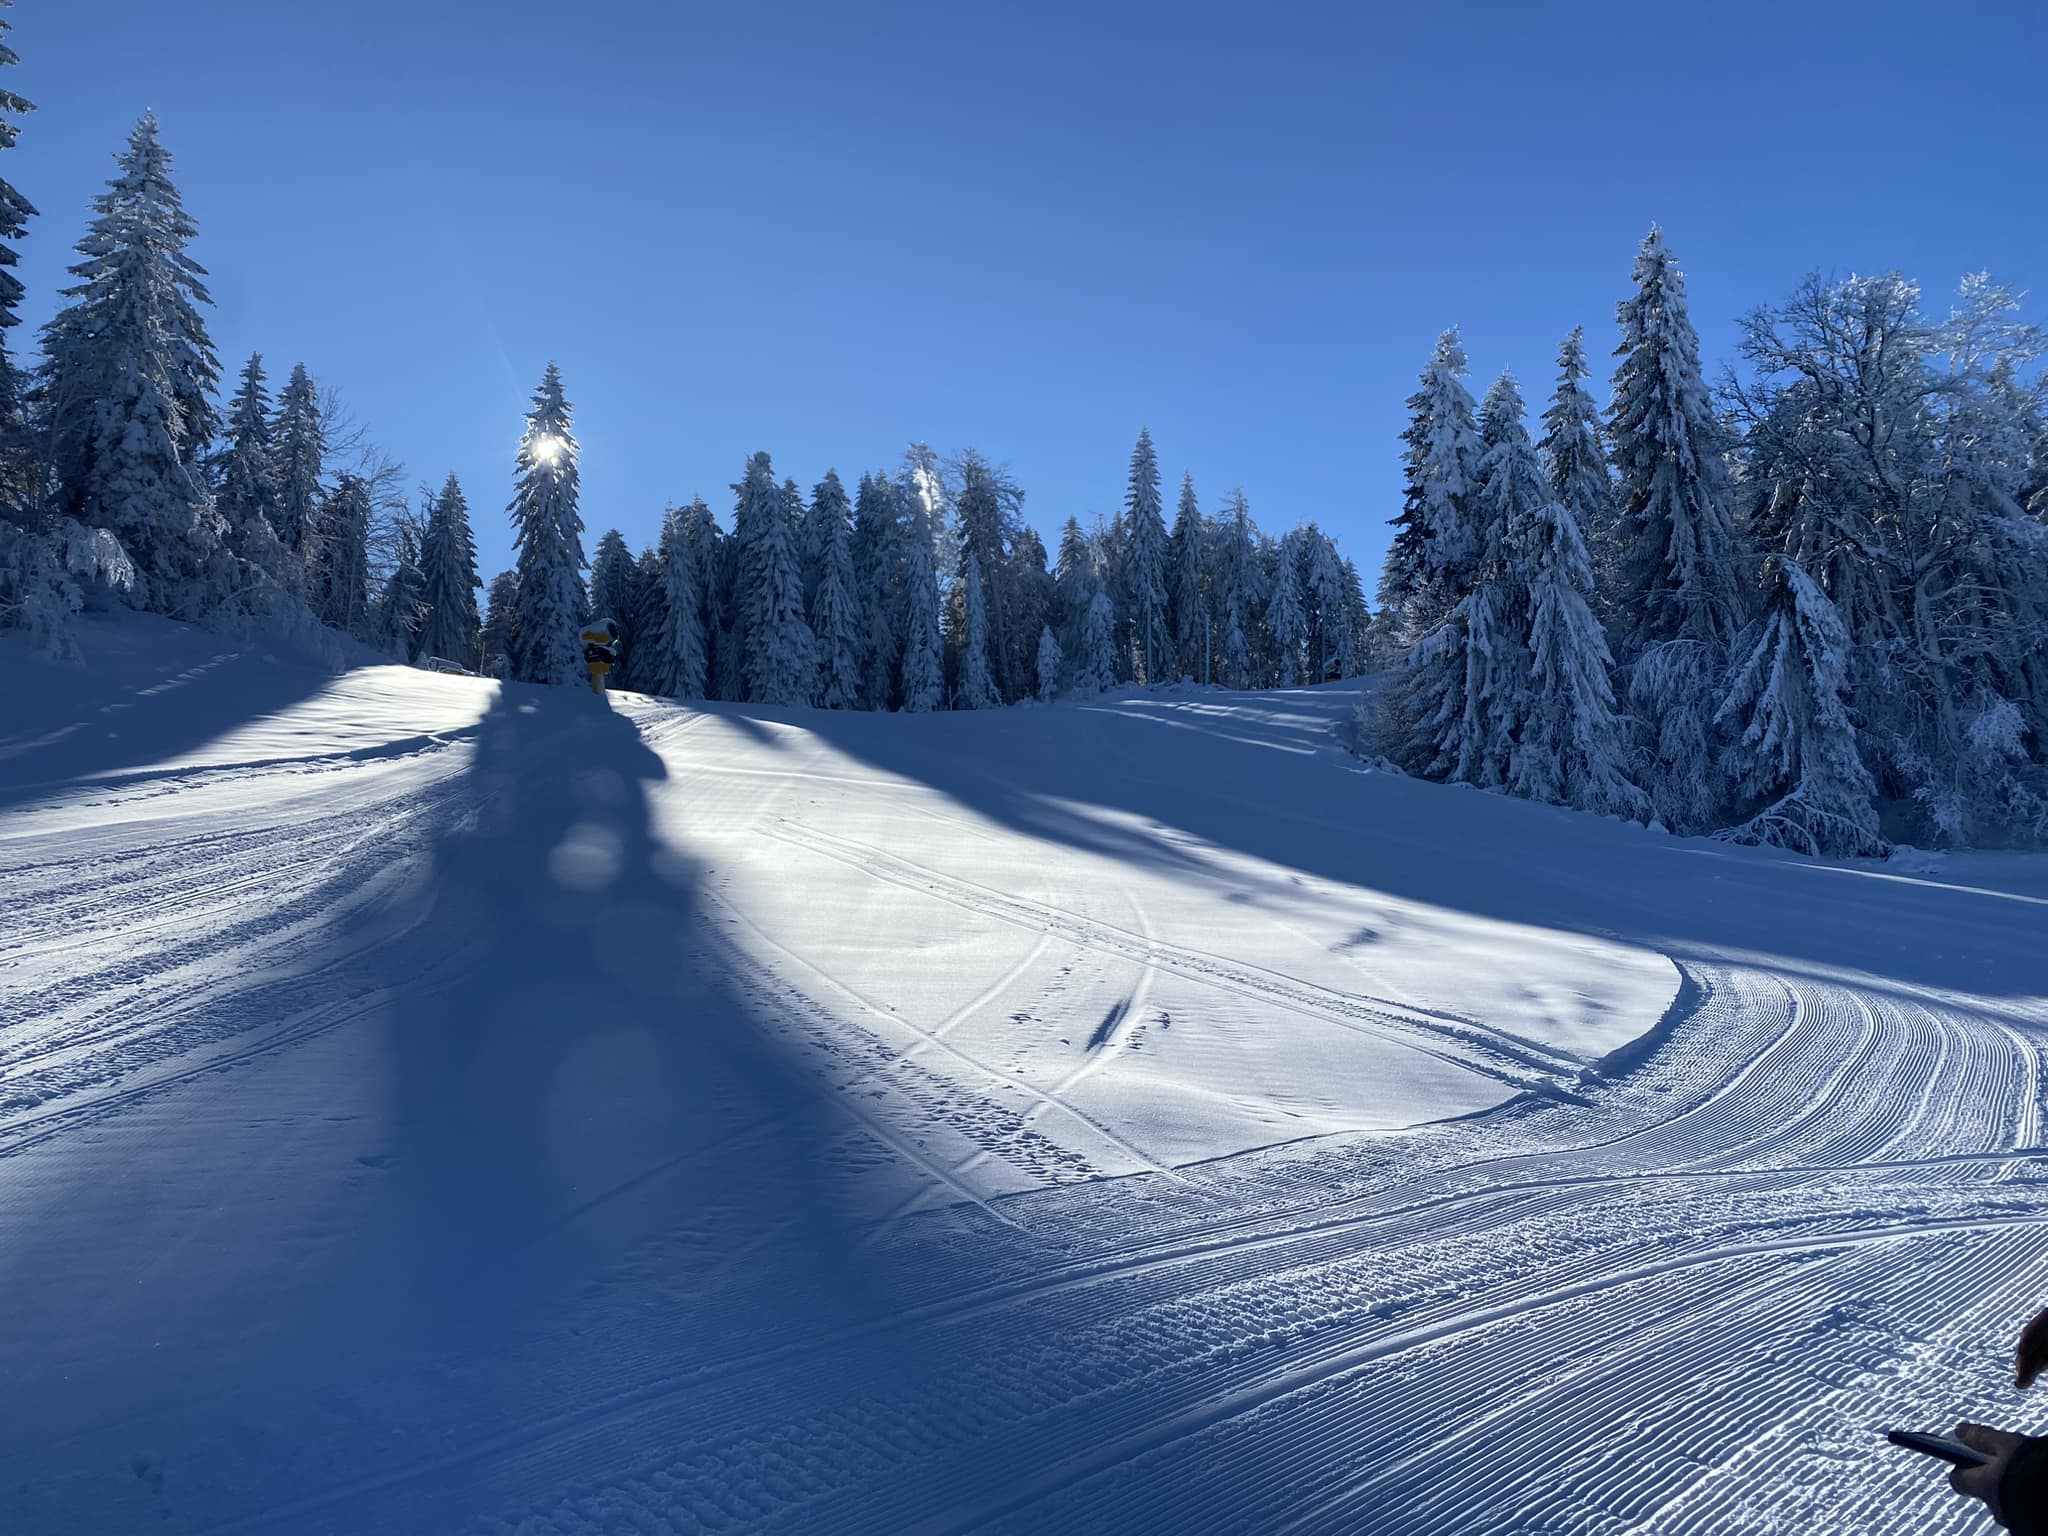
[{"left": 581, "top": 619, "right": 619, "bottom": 697}]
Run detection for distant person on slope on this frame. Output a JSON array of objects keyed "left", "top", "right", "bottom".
[
  {"left": 1949, "top": 1307, "right": 2048, "bottom": 1533},
  {"left": 581, "top": 619, "right": 619, "bottom": 697}
]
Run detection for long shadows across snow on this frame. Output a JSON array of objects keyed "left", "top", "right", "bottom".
[
  {"left": 0, "top": 615, "right": 337, "bottom": 813},
  {"left": 0, "top": 680, "right": 1029, "bottom": 1532},
  {"left": 771, "top": 684, "right": 2048, "bottom": 1006}
]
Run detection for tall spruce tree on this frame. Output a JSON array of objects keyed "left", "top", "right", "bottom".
[
  {"left": 479, "top": 569, "right": 519, "bottom": 678},
  {"left": 1123, "top": 428, "right": 1172, "bottom": 682},
  {"left": 375, "top": 519, "right": 427, "bottom": 659},
  {"left": 1003, "top": 523, "right": 1055, "bottom": 699},
  {"left": 508, "top": 363, "right": 588, "bottom": 686},
  {"left": 1304, "top": 528, "right": 1351, "bottom": 681},
  {"left": 953, "top": 452, "right": 1017, "bottom": 700},
  {"left": 416, "top": 473, "right": 480, "bottom": 667},
  {"left": 673, "top": 497, "right": 726, "bottom": 697},
  {"left": 1168, "top": 471, "right": 1206, "bottom": 681},
  {"left": 852, "top": 472, "right": 902, "bottom": 710},
  {"left": 897, "top": 460, "right": 946, "bottom": 713},
  {"left": 1494, "top": 382, "right": 1643, "bottom": 815},
  {"left": 1537, "top": 327, "right": 1618, "bottom": 607},
  {"left": 313, "top": 473, "right": 372, "bottom": 637},
  {"left": 728, "top": 452, "right": 776, "bottom": 683},
  {"left": 1265, "top": 529, "right": 1310, "bottom": 685},
  {"left": 809, "top": 478, "right": 863, "bottom": 709},
  {"left": 212, "top": 353, "right": 286, "bottom": 581},
  {"left": 1610, "top": 229, "right": 1745, "bottom": 830},
  {"left": 41, "top": 115, "right": 222, "bottom": 611},
  {"left": 1214, "top": 491, "right": 1258, "bottom": 689},
  {"left": 1398, "top": 375, "right": 1529, "bottom": 786},
  {"left": 807, "top": 469, "right": 851, "bottom": 624},
  {"left": 273, "top": 363, "right": 323, "bottom": 588},
  {"left": 1379, "top": 329, "right": 1485, "bottom": 641},
  {"left": 738, "top": 465, "right": 816, "bottom": 705},
  {"left": 1611, "top": 230, "right": 1743, "bottom": 655},
  {"left": 956, "top": 551, "right": 998, "bottom": 709},
  {"left": 628, "top": 538, "right": 667, "bottom": 690},
  {"left": 1340, "top": 557, "right": 1372, "bottom": 676},
  {"left": 1053, "top": 516, "right": 1095, "bottom": 668},
  {"left": 655, "top": 506, "right": 709, "bottom": 699}
]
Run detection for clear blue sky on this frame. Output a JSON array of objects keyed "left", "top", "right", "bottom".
[{"left": 10, "top": 0, "right": 2045, "bottom": 584}]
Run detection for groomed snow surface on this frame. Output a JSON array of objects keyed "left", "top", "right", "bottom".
[{"left": 4, "top": 615, "right": 2047, "bottom": 1535}]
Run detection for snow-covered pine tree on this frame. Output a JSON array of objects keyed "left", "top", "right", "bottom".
[
  {"left": 479, "top": 569, "right": 519, "bottom": 678},
  {"left": 0, "top": 4, "right": 34, "bottom": 519},
  {"left": 1493, "top": 383, "right": 1644, "bottom": 816},
  {"left": 953, "top": 451, "right": 1018, "bottom": 701},
  {"left": 806, "top": 469, "right": 850, "bottom": 630},
  {"left": 852, "top": 472, "right": 902, "bottom": 709},
  {"left": 1266, "top": 529, "right": 1310, "bottom": 685},
  {"left": 1035, "top": 623, "right": 1063, "bottom": 702},
  {"left": 212, "top": 353, "right": 286, "bottom": 581},
  {"left": 1213, "top": 491, "right": 1258, "bottom": 689},
  {"left": 588, "top": 526, "right": 637, "bottom": 676},
  {"left": 272, "top": 363, "right": 323, "bottom": 589},
  {"left": 1396, "top": 374, "right": 1531, "bottom": 787},
  {"left": 1537, "top": 327, "right": 1618, "bottom": 609},
  {"left": 415, "top": 472, "right": 480, "bottom": 667},
  {"left": 1339, "top": 556, "right": 1372, "bottom": 677},
  {"left": 313, "top": 472, "right": 372, "bottom": 637},
  {"left": 809, "top": 477, "right": 863, "bottom": 709},
  {"left": 1077, "top": 586, "right": 1119, "bottom": 696},
  {"left": 1715, "top": 556, "right": 1883, "bottom": 856},
  {"left": 739, "top": 467, "right": 817, "bottom": 706},
  {"left": 508, "top": 363, "right": 588, "bottom": 686},
  {"left": 1053, "top": 516, "right": 1095, "bottom": 673},
  {"left": 956, "top": 551, "right": 998, "bottom": 709},
  {"left": 375, "top": 518, "right": 426, "bottom": 660},
  {"left": 1610, "top": 229, "right": 1745, "bottom": 831},
  {"left": 728, "top": 452, "right": 776, "bottom": 684},
  {"left": 41, "top": 115, "right": 223, "bottom": 613},
  {"left": 673, "top": 496, "right": 725, "bottom": 696},
  {"left": 1123, "top": 428, "right": 1172, "bottom": 682},
  {"left": 1379, "top": 329, "right": 1485, "bottom": 642},
  {"left": 897, "top": 459, "right": 946, "bottom": 713},
  {"left": 1611, "top": 230, "right": 1743, "bottom": 656},
  {"left": 1003, "top": 522, "right": 1056, "bottom": 698},
  {"left": 655, "top": 506, "right": 708, "bottom": 699},
  {"left": 1168, "top": 472, "right": 1206, "bottom": 682},
  {"left": 1304, "top": 528, "right": 1351, "bottom": 681},
  {"left": 627, "top": 538, "right": 666, "bottom": 691}
]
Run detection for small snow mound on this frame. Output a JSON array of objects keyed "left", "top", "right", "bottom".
[{"left": 1883, "top": 843, "right": 1947, "bottom": 875}]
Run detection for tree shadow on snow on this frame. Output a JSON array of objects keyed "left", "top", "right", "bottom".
[
  {"left": 772, "top": 683, "right": 2048, "bottom": 1004},
  {"left": 0, "top": 617, "right": 339, "bottom": 814}
]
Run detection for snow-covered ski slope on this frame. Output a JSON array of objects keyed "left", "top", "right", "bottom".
[{"left": 4, "top": 615, "right": 2047, "bottom": 1535}]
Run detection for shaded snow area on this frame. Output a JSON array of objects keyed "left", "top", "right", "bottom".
[{"left": 4, "top": 615, "right": 2048, "bottom": 1535}]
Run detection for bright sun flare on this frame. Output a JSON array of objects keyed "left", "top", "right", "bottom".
[{"left": 528, "top": 433, "right": 563, "bottom": 465}]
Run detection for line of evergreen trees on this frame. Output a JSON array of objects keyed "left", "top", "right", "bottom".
[
  {"left": 1371, "top": 231, "right": 2048, "bottom": 853},
  {"left": 498, "top": 418, "right": 1374, "bottom": 712}
]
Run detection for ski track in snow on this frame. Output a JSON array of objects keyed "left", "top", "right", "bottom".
[{"left": 3, "top": 643, "right": 2046, "bottom": 1535}]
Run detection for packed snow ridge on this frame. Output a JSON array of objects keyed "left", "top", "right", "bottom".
[{"left": 3, "top": 615, "right": 2046, "bottom": 1534}]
